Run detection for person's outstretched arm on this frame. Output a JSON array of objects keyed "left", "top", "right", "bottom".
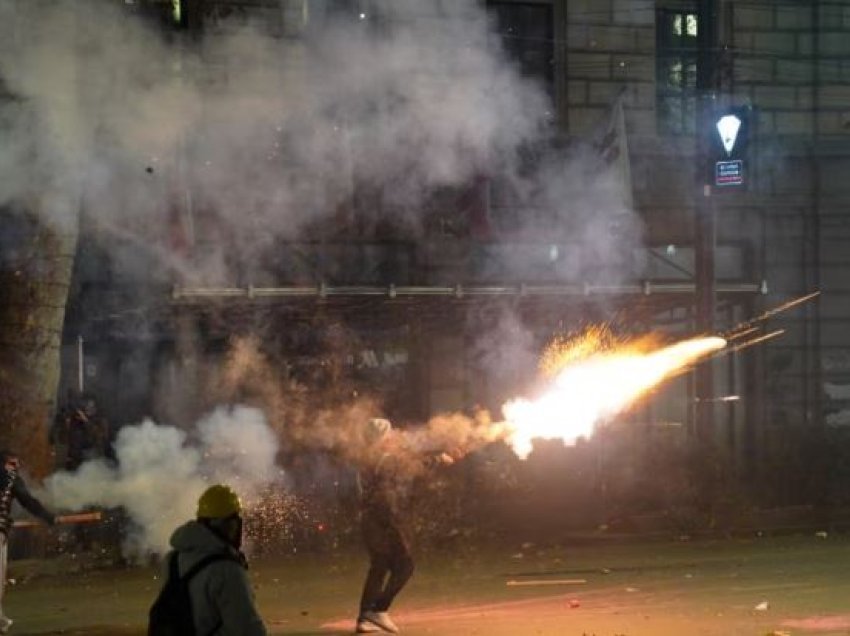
[{"left": 13, "top": 477, "right": 56, "bottom": 525}]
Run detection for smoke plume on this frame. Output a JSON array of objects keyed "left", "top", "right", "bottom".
[
  {"left": 45, "top": 405, "right": 281, "bottom": 557},
  {"left": 0, "top": 0, "right": 638, "bottom": 282},
  {"left": 219, "top": 336, "right": 507, "bottom": 469},
  {"left": 2, "top": 0, "right": 646, "bottom": 498}
]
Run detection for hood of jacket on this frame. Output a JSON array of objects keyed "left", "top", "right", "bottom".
[{"left": 169, "top": 519, "right": 239, "bottom": 575}]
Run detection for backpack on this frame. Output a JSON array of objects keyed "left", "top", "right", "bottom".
[{"left": 148, "top": 551, "right": 236, "bottom": 636}]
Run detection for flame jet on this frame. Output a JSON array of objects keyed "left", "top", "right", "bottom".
[
  {"left": 496, "top": 292, "right": 820, "bottom": 458},
  {"left": 501, "top": 335, "right": 726, "bottom": 459}
]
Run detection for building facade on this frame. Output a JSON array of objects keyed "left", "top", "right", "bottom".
[{"left": 53, "top": 0, "right": 850, "bottom": 504}]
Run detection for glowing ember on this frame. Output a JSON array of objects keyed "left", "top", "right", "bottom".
[{"left": 502, "top": 335, "right": 727, "bottom": 458}]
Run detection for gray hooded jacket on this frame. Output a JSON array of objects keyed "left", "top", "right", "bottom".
[{"left": 166, "top": 520, "right": 267, "bottom": 636}]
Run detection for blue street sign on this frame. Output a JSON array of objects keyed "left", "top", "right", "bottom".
[{"left": 716, "top": 160, "right": 743, "bottom": 187}]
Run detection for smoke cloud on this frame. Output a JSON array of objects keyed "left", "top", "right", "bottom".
[
  {"left": 218, "top": 336, "right": 507, "bottom": 470},
  {"left": 0, "top": 0, "right": 638, "bottom": 283},
  {"left": 3, "top": 0, "right": 645, "bottom": 507},
  {"left": 45, "top": 405, "right": 282, "bottom": 558}
]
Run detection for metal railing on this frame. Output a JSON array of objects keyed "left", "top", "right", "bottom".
[{"left": 172, "top": 281, "right": 765, "bottom": 301}]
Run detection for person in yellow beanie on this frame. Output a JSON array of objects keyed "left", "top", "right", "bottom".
[{"left": 149, "top": 484, "right": 267, "bottom": 636}]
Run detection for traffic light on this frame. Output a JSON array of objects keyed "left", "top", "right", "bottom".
[{"left": 709, "top": 105, "right": 751, "bottom": 189}]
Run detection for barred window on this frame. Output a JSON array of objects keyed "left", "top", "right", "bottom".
[
  {"left": 487, "top": 1, "right": 555, "bottom": 103},
  {"left": 656, "top": 9, "right": 698, "bottom": 135}
]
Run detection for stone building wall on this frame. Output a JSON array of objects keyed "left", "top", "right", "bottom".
[{"left": 560, "top": 0, "right": 850, "bottom": 471}]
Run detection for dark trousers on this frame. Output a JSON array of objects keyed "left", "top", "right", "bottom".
[{"left": 359, "top": 514, "right": 414, "bottom": 613}]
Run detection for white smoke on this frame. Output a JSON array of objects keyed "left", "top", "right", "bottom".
[
  {"left": 0, "top": 0, "right": 634, "bottom": 281},
  {"left": 45, "top": 405, "right": 282, "bottom": 558},
  {"left": 0, "top": 0, "right": 643, "bottom": 307},
  {"left": 1, "top": 0, "right": 646, "bottom": 476}
]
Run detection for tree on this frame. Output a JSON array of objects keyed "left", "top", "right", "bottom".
[
  {"left": 0, "top": 204, "right": 79, "bottom": 477},
  {"left": 0, "top": 1, "right": 87, "bottom": 477}
]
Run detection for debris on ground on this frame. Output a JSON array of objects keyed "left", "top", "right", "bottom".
[
  {"left": 506, "top": 578, "right": 587, "bottom": 587},
  {"left": 755, "top": 601, "right": 770, "bottom": 611}
]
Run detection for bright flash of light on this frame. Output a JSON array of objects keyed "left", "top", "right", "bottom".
[{"left": 502, "top": 335, "right": 726, "bottom": 459}]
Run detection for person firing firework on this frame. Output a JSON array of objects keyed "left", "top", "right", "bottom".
[
  {"left": 0, "top": 449, "right": 57, "bottom": 634},
  {"left": 355, "top": 418, "right": 455, "bottom": 634}
]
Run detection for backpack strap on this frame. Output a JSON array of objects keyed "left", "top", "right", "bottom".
[{"left": 175, "top": 551, "right": 240, "bottom": 583}]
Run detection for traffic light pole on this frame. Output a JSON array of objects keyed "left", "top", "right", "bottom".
[
  {"left": 694, "top": 0, "right": 718, "bottom": 447},
  {"left": 695, "top": 186, "right": 716, "bottom": 443}
]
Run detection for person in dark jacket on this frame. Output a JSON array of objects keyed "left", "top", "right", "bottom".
[
  {"left": 355, "top": 418, "right": 411, "bottom": 634},
  {"left": 157, "top": 484, "right": 267, "bottom": 636},
  {"left": 0, "top": 449, "right": 57, "bottom": 633},
  {"left": 63, "top": 396, "right": 109, "bottom": 471},
  {"left": 355, "top": 419, "right": 454, "bottom": 634}
]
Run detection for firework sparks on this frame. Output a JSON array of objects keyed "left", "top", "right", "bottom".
[
  {"left": 244, "top": 489, "right": 312, "bottom": 555},
  {"left": 501, "top": 333, "right": 726, "bottom": 459}
]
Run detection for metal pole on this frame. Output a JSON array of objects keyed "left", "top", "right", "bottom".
[
  {"left": 810, "top": 0, "right": 823, "bottom": 429},
  {"left": 694, "top": 0, "right": 719, "bottom": 446},
  {"left": 77, "top": 335, "right": 84, "bottom": 394}
]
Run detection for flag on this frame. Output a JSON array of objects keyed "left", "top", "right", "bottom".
[{"left": 592, "top": 87, "right": 634, "bottom": 210}]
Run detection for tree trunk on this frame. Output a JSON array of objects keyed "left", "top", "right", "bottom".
[
  {"left": 0, "top": 2, "right": 88, "bottom": 479},
  {"left": 0, "top": 208, "right": 78, "bottom": 478}
]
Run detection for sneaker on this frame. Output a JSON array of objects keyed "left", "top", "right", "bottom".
[
  {"left": 360, "top": 610, "right": 399, "bottom": 634},
  {"left": 355, "top": 617, "right": 383, "bottom": 633},
  {"left": 0, "top": 616, "right": 12, "bottom": 634}
]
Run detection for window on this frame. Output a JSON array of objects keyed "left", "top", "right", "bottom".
[
  {"left": 487, "top": 1, "right": 555, "bottom": 102},
  {"left": 656, "top": 8, "right": 698, "bottom": 135}
]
